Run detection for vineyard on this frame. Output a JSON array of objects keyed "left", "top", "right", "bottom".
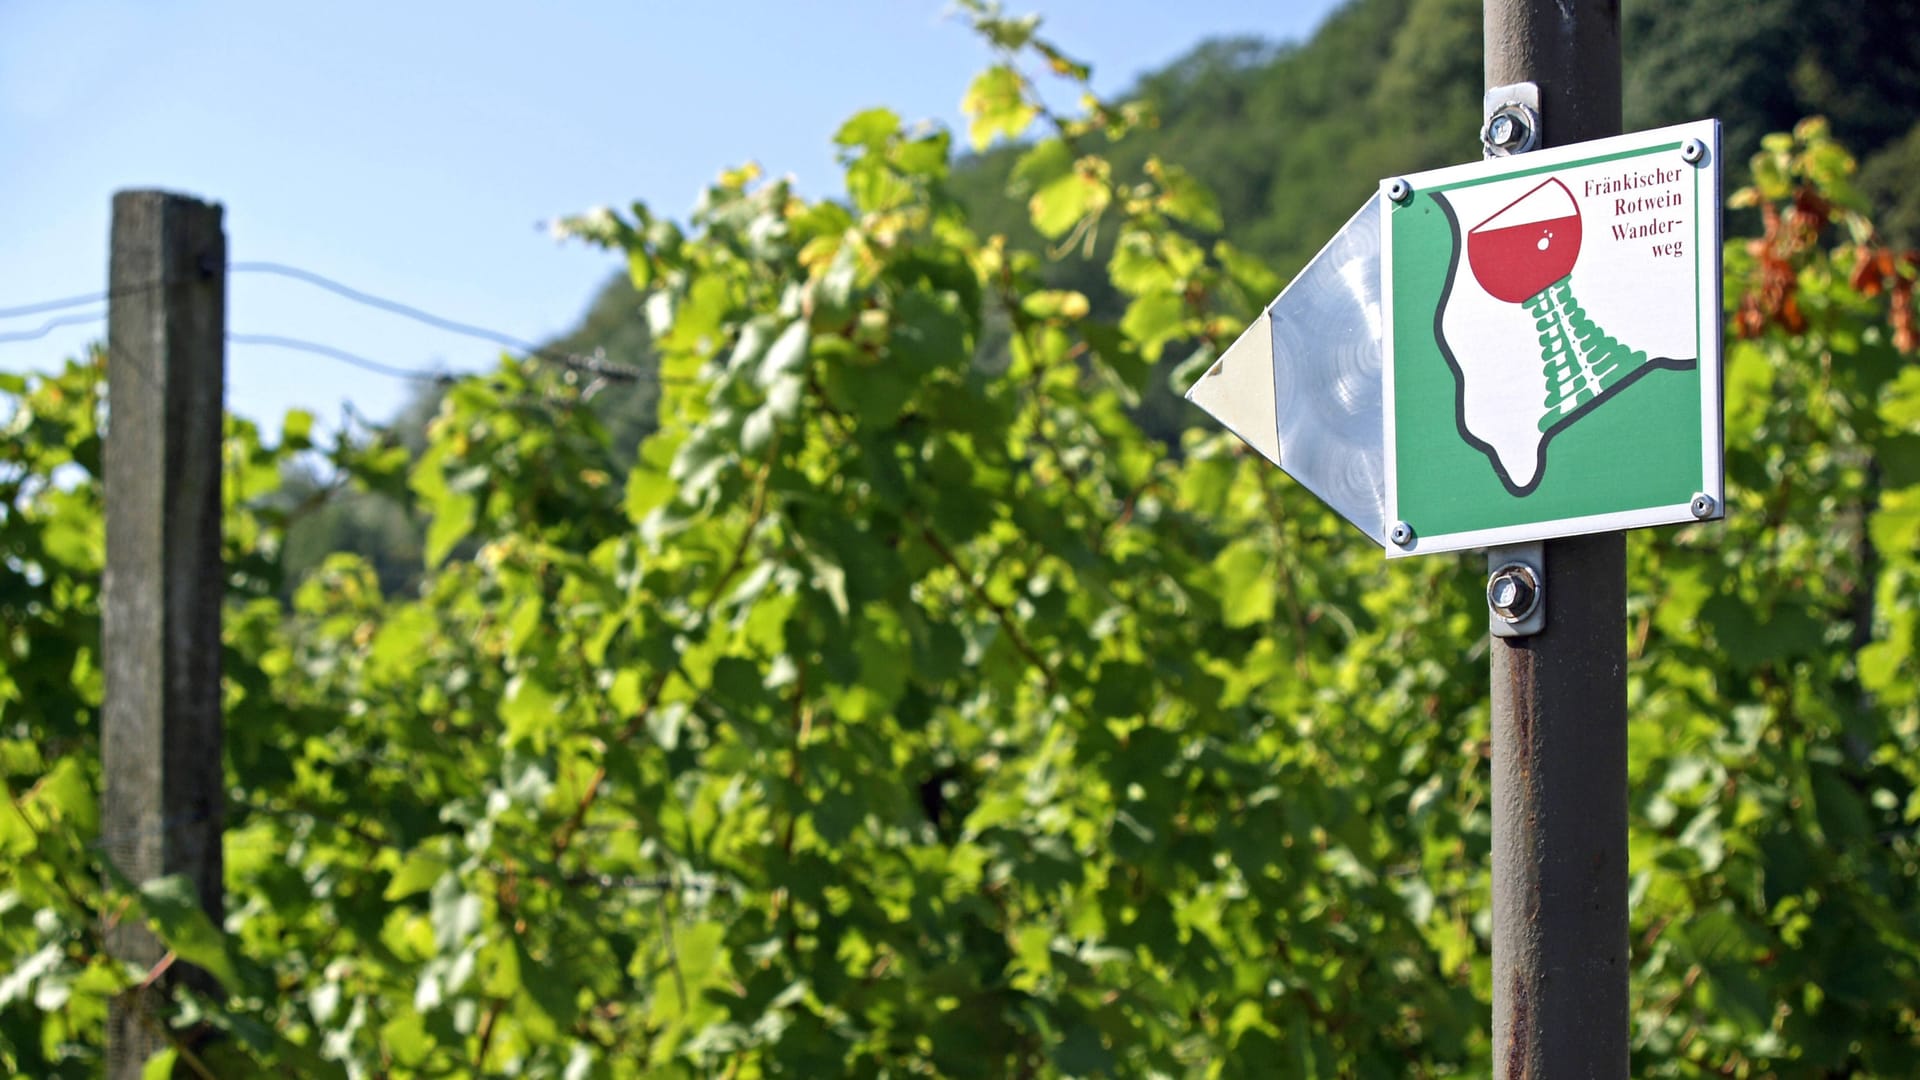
[{"left": 5, "top": 7, "right": 1920, "bottom": 1076}]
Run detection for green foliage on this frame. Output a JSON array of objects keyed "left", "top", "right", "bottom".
[
  {"left": 1620, "top": 119, "right": 1920, "bottom": 1075},
  {"left": 4, "top": 11, "right": 1920, "bottom": 1079}
]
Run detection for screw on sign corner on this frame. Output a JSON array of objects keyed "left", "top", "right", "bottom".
[{"left": 1389, "top": 520, "right": 1415, "bottom": 546}]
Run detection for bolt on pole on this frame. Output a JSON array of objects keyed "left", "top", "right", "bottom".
[{"left": 1484, "top": 2, "right": 1630, "bottom": 1077}]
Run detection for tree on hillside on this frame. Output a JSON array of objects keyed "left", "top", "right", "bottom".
[{"left": 1625, "top": 0, "right": 1920, "bottom": 164}]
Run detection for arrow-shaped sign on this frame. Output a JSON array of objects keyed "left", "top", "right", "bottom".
[
  {"left": 1188, "top": 119, "right": 1724, "bottom": 557},
  {"left": 1185, "top": 194, "right": 1387, "bottom": 546}
]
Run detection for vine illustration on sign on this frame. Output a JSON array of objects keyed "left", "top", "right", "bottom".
[{"left": 1434, "top": 176, "right": 1695, "bottom": 496}]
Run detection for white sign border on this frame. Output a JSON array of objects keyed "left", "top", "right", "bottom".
[{"left": 1378, "top": 119, "right": 1724, "bottom": 558}]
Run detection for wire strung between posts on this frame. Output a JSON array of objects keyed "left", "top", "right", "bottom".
[
  {"left": 2, "top": 320, "right": 690, "bottom": 396},
  {"left": 228, "top": 261, "right": 649, "bottom": 383},
  {"left": 83, "top": 802, "right": 730, "bottom": 896},
  {"left": 0, "top": 261, "right": 701, "bottom": 388},
  {"left": 0, "top": 291, "right": 110, "bottom": 320},
  {"left": 0, "top": 279, "right": 178, "bottom": 322},
  {"left": 0, "top": 309, "right": 105, "bottom": 345},
  {"left": 226, "top": 332, "right": 456, "bottom": 385}
]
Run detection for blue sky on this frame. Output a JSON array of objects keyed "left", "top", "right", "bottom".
[{"left": 0, "top": 0, "right": 1340, "bottom": 431}]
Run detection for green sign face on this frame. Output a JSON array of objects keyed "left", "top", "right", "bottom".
[{"left": 1380, "top": 120, "right": 1723, "bottom": 556}]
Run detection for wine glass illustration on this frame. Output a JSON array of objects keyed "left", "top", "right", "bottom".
[{"left": 1467, "top": 177, "right": 1647, "bottom": 431}]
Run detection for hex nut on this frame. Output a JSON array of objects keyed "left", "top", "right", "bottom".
[
  {"left": 1487, "top": 563, "right": 1541, "bottom": 623},
  {"left": 1480, "top": 102, "right": 1541, "bottom": 156},
  {"left": 1690, "top": 493, "right": 1716, "bottom": 519},
  {"left": 1389, "top": 521, "right": 1414, "bottom": 546}
]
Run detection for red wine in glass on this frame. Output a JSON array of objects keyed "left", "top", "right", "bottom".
[
  {"left": 1460, "top": 176, "right": 1647, "bottom": 430},
  {"left": 1467, "top": 177, "right": 1581, "bottom": 304}
]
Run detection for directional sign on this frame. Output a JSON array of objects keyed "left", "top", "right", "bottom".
[
  {"left": 1382, "top": 119, "right": 1723, "bottom": 555},
  {"left": 1187, "top": 119, "right": 1722, "bottom": 557},
  {"left": 1186, "top": 195, "right": 1388, "bottom": 542}
]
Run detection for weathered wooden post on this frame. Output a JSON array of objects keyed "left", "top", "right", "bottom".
[{"left": 102, "top": 189, "right": 227, "bottom": 1077}]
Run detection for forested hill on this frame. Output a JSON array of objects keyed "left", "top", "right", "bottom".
[{"left": 297, "top": 0, "right": 1920, "bottom": 588}]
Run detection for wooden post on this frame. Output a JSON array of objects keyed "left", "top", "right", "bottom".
[
  {"left": 1483, "top": 4, "right": 1629, "bottom": 1077},
  {"left": 102, "top": 190, "right": 227, "bottom": 1077}
]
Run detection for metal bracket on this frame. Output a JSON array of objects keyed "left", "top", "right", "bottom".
[
  {"left": 1481, "top": 84, "right": 1545, "bottom": 640},
  {"left": 1482, "top": 82, "right": 1542, "bottom": 158},
  {"left": 1488, "top": 542, "right": 1545, "bottom": 637}
]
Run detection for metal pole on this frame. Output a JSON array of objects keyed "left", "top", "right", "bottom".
[
  {"left": 103, "top": 190, "right": 227, "bottom": 1078},
  {"left": 1484, "top": 4, "right": 1628, "bottom": 1077}
]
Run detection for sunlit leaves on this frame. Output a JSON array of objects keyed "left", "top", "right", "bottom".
[
  {"left": 1211, "top": 538, "right": 1276, "bottom": 628},
  {"left": 1146, "top": 157, "right": 1222, "bottom": 232},
  {"left": 134, "top": 875, "right": 250, "bottom": 994},
  {"left": 835, "top": 107, "right": 902, "bottom": 153},
  {"left": 1019, "top": 289, "right": 1091, "bottom": 321},
  {"left": 1016, "top": 142, "right": 1112, "bottom": 241},
  {"left": 961, "top": 65, "right": 1037, "bottom": 151},
  {"left": 1118, "top": 292, "right": 1189, "bottom": 362}
]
